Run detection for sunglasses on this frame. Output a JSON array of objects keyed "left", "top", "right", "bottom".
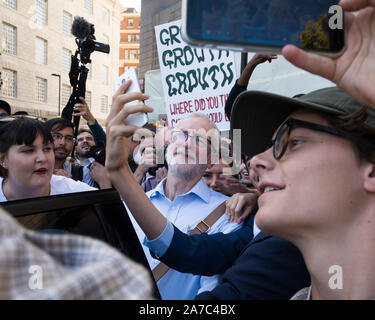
[{"left": 270, "top": 118, "right": 346, "bottom": 160}]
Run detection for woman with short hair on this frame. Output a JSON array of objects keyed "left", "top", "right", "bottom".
[{"left": 0, "top": 117, "right": 95, "bottom": 202}]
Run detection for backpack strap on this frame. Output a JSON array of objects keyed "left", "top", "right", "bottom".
[{"left": 71, "top": 164, "right": 84, "bottom": 182}]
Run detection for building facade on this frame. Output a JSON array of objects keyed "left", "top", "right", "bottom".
[
  {"left": 0, "top": 0, "right": 124, "bottom": 125},
  {"left": 119, "top": 7, "right": 140, "bottom": 79},
  {"left": 139, "top": 0, "right": 181, "bottom": 85}
]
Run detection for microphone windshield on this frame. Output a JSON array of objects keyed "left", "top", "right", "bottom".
[{"left": 71, "top": 16, "right": 91, "bottom": 39}]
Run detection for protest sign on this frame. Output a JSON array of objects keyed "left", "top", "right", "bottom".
[{"left": 155, "top": 20, "right": 237, "bottom": 131}]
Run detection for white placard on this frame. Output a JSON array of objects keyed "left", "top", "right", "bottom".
[{"left": 155, "top": 20, "right": 237, "bottom": 131}]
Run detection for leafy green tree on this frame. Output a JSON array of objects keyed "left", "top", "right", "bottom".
[{"left": 301, "top": 14, "right": 329, "bottom": 50}]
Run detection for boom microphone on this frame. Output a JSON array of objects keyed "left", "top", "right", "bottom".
[
  {"left": 71, "top": 16, "right": 93, "bottom": 39},
  {"left": 70, "top": 16, "right": 110, "bottom": 63}
]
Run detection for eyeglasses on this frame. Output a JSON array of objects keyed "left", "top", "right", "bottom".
[
  {"left": 271, "top": 118, "right": 347, "bottom": 160},
  {"left": 52, "top": 133, "right": 75, "bottom": 144},
  {"left": 171, "top": 130, "right": 211, "bottom": 147}
]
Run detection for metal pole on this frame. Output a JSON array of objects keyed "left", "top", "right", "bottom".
[
  {"left": 58, "top": 75, "right": 61, "bottom": 116},
  {"left": 51, "top": 74, "right": 61, "bottom": 116},
  {"left": 240, "top": 52, "right": 248, "bottom": 73}
]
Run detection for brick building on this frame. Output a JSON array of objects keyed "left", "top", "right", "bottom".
[{"left": 119, "top": 8, "right": 140, "bottom": 79}]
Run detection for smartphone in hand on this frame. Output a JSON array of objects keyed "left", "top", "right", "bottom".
[
  {"left": 114, "top": 67, "right": 149, "bottom": 127},
  {"left": 181, "top": 0, "right": 345, "bottom": 57}
]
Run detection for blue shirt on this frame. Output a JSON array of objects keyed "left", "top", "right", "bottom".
[
  {"left": 63, "top": 160, "right": 96, "bottom": 187},
  {"left": 128, "top": 178, "right": 242, "bottom": 300}
]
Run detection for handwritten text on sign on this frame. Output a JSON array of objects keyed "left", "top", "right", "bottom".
[{"left": 155, "top": 21, "right": 237, "bottom": 131}]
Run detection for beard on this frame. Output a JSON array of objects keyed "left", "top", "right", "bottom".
[
  {"left": 168, "top": 162, "right": 207, "bottom": 181},
  {"left": 76, "top": 149, "right": 91, "bottom": 158},
  {"left": 54, "top": 147, "right": 69, "bottom": 161},
  {"left": 76, "top": 143, "right": 92, "bottom": 158},
  {"left": 166, "top": 145, "right": 207, "bottom": 180}
]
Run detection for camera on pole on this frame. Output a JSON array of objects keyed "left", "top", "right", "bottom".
[
  {"left": 61, "top": 17, "right": 110, "bottom": 156},
  {"left": 71, "top": 16, "right": 110, "bottom": 64}
]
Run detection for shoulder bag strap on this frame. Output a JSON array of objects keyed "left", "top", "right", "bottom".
[{"left": 151, "top": 201, "right": 227, "bottom": 283}]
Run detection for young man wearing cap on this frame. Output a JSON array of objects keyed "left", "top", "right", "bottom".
[
  {"left": 245, "top": 87, "right": 375, "bottom": 299},
  {"left": 158, "top": 87, "right": 375, "bottom": 300}
]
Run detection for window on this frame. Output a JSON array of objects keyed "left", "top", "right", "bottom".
[
  {"left": 130, "top": 49, "right": 137, "bottom": 60},
  {"left": 85, "top": 91, "right": 92, "bottom": 109},
  {"left": 36, "top": 0, "right": 48, "bottom": 25},
  {"left": 84, "top": 0, "right": 93, "bottom": 14},
  {"left": 62, "top": 11, "right": 72, "bottom": 36},
  {"left": 2, "top": 22, "right": 17, "bottom": 55},
  {"left": 124, "top": 49, "right": 128, "bottom": 60},
  {"left": 101, "top": 95, "right": 108, "bottom": 113},
  {"left": 2, "top": 69, "right": 17, "bottom": 98},
  {"left": 35, "top": 37, "right": 47, "bottom": 65},
  {"left": 128, "top": 18, "right": 133, "bottom": 26},
  {"left": 61, "top": 84, "right": 71, "bottom": 108},
  {"left": 2, "top": 0, "right": 17, "bottom": 10},
  {"left": 101, "top": 65, "right": 108, "bottom": 85},
  {"left": 36, "top": 77, "right": 47, "bottom": 103},
  {"left": 62, "top": 48, "right": 71, "bottom": 72},
  {"left": 127, "top": 35, "right": 139, "bottom": 43},
  {"left": 102, "top": 7, "right": 109, "bottom": 25}
]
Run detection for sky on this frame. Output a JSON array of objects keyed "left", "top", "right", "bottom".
[{"left": 119, "top": 0, "right": 141, "bottom": 12}]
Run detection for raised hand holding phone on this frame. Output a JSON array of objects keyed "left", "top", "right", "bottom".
[
  {"left": 106, "top": 81, "right": 152, "bottom": 171},
  {"left": 113, "top": 67, "right": 149, "bottom": 127}
]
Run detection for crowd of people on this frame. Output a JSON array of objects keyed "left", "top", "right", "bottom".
[{"left": 0, "top": 0, "right": 375, "bottom": 300}]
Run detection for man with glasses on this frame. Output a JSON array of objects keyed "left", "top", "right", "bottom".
[
  {"left": 128, "top": 113, "right": 243, "bottom": 300},
  {"left": 45, "top": 118, "right": 95, "bottom": 187}
]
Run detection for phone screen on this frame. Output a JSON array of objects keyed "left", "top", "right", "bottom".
[{"left": 184, "top": 0, "right": 344, "bottom": 54}]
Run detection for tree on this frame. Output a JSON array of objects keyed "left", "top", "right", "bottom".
[{"left": 301, "top": 14, "right": 329, "bottom": 50}]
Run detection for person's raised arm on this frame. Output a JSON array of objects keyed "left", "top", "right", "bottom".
[
  {"left": 105, "top": 87, "right": 257, "bottom": 274},
  {"left": 225, "top": 54, "right": 277, "bottom": 118},
  {"left": 282, "top": 0, "right": 375, "bottom": 109},
  {"left": 74, "top": 97, "right": 106, "bottom": 146},
  {"left": 237, "top": 54, "right": 277, "bottom": 87},
  {"left": 105, "top": 81, "right": 166, "bottom": 240}
]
